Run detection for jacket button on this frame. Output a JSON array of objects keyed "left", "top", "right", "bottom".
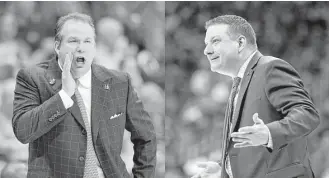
[
  {"left": 82, "top": 129, "right": 86, "bottom": 135},
  {"left": 79, "top": 156, "right": 85, "bottom": 162}
]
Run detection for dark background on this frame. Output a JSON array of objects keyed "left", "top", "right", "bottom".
[
  {"left": 0, "top": 1, "right": 164, "bottom": 178},
  {"left": 165, "top": 2, "right": 329, "bottom": 178}
]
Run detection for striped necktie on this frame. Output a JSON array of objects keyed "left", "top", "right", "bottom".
[{"left": 75, "top": 85, "right": 99, "bottom": 178}]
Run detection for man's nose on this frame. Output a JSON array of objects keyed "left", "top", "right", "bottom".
[
  {"left": 204, "top": 44, "right": 213, "bottom": 56},
  {"left": 76, "top": 42, "right": 85, "bottom": 53}
]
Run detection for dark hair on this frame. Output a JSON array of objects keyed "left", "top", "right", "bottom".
[
  {"left": 55, "top": 12, "right": 95, "bottom": 44},
  {"left": 205, "top": 15, "right": 257, "bottom": 47}
]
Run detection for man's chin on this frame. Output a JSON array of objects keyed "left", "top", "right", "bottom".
[
  {"left": 210, "top": 65, "right": 222, "bottom": 73},
  {"left": 70, "top": 71, "right": 79, "bottom": 79},
  {"left": 71, "top": 68, "right": 87, "bottom": 79}
]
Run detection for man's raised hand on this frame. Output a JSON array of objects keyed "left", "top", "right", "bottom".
[{"left": 62, "top": 53, "right": 76, "bottom": 97}]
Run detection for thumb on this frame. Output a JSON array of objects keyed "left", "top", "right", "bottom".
[{"left": 253, "top": 113, "right": 264, "bottom": 125}]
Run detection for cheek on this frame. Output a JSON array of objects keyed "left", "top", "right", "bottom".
[
  {"left": 58, "top": 44, "right": 76, "bottom": 56},
  {"left": 213, "top": 44, "right": 228, "bottom": 57},
  {"left": 89, "top": 46, "right": 97, "bottom": 56},
  {"left": 212, "top": 45, "right": 221, "bottom": 54},
  {"left": 221, "top": 44, "right": 235, "bottom": 56},
  {"left": 85, "top": 48, "right": 96, "bottom": 63},
  {"left": 91, "top": 46, "right": 96, "bottom": 54}
]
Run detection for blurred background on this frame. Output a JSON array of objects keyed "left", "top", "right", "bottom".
[
  {"left": 0, "top": 1, "right": 164, "bottom": 178},
  {"left": 166, "top": 2, "right": 329, "bottom": 178}
]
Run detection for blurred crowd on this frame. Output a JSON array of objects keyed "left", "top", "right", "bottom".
[
  {"left": 0, "top": 1, "right": 164, "bottom": 178},
  {"left": 166, "top": 2, "right": 329, "bottom": 178}
]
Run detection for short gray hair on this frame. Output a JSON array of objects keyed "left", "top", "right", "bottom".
[
  {"left": 55, "top": 12, "right": 95, "bottom": 44},
  {"left": 205, "top": 15, "right": 257, "bottom": 47}
]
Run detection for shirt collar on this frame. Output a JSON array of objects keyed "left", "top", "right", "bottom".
[
  {"left": 57, "top": 60, "right": 92, "bottom": 89},
  {"left": 78, "top": 69, "right": 92, "bottom": 88},
  {"left": 237, "top": 50, "right": 257, "bottom": 78}
]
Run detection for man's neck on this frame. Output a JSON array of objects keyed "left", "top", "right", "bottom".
[
  {"left": 225, "top": 48, "right": 257, "bottom": 78},
  {"left": 234, "top": 49, "right": 257, "bottom": 79}
]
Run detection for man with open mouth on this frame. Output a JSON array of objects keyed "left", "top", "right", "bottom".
[{"left": 12, "top": 12, "right": 156, "bottom": 178}]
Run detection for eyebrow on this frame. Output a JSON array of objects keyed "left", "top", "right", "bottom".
[
  {"left": 67, "top": 36, "right": 93, "bottom": 40},
  {"left": 67, "top": 36, "right": 79, "bottom": 41}
]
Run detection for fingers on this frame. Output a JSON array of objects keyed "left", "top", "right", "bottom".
[
  {"left": 231, "top": 126, "right": 255, "bottom": 139},
  {"left": 196, "top": 162, "right": 209, "bottom": 169},
  {"left": 253, "top": 113, "right": 264, "bottom": 125},
  {"left": 67, "top": 53, "right": 73, "bottom": 71},
  {"left": 191, "top": 174, "right": 201, "bottom": 178},
  {"left": 231, "top": 132, "right": 250, "bottom": 139},
  {"left": 63, "top": 53, "right": 73, "bottom": 73},
  {"left": 232, "top": 137, "right": 249, "bottom": 143},
  {"left": 234, "top": 141, "right": 252, "bottom": 148},
  {"left": 252, "top": 113, "right": 259, "bottom": 123},
  {"left": 191, "top": 172, "right": 212, "bottom": 178},
  {"left": 192, "top": 161, "right": 220, "bottom": 178},
  {"left": 238, "top": 126, "right": 256, "bottom": 133}
]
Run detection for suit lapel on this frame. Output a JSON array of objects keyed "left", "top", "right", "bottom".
[
  {"left": 69, "top": 95, "right": 86, "bottom": 129},
  {"left": 45, "top": 57, "right": 62, "bottom": 94},
  {"left": 91, "top": 64, "right": 113, "bottom": 141},
  {"left": 230, "top": 51, "right": 263, "bottom": 135}
]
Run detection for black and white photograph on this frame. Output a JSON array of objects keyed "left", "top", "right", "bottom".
[
  {"left": 165, "top": 2, "right": 329, "bottom": 178},
  {"left": 0, "top": 2, "right": 164, "bottom": 178},
  {"left": 1, "top": 1, "right": 329, "bottom": 178}
]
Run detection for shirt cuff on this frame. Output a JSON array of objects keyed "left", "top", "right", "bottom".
[
  {"left": 264, "top": 125, "right": 273, "bottom": 149},
  {"left": 59, "top": 89, "right": 74, "bottom": 109}
]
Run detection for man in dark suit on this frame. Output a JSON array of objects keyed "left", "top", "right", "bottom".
[
  {"left": 12, "top": 12, "right": 156, "bottom": 178},
  {"left": 192, "top": 15, "right": 319, "bottom": 178}
]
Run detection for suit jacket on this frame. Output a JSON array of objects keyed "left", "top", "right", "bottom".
[
  {"left": 220, "top": 51, "right": 319, "bottom": 178},
  {"left": 12, "top": 57, "right": 157, "bottom": 178}
]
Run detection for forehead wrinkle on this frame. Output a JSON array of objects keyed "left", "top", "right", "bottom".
[{"left": 64, "top": 30, "right": 95, "bottom": 42}]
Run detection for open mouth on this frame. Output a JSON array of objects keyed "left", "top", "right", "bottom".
[{"left": 76, "top": 56, "right": 85, "bottom": 64}]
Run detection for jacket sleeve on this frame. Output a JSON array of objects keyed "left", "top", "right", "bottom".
[
  {"left": 12, "top": 68, "right": 69, "bottom": 144},
  {"left": 264, "top": 59, "right": 320, "bottom": 151},
  {"left": 124, "top": 73, "right": 157, "bottom": 178}
]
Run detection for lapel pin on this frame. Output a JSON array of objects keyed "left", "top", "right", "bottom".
[
  {"left": 49, "top": 78, "right": 56, "bottom": 85},
  {"left": 103, "top": 83, "right": 110, "bottom": 90}
]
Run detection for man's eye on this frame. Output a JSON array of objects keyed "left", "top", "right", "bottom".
[
  {"left": 85, "top": 40, "right": 91, "bottom": 43},
  {"left": 69, "top": 40, "right": 78, "bottom": 43},
  {"left": 212, "top": 39, "right": 220, "bottom": 43}
]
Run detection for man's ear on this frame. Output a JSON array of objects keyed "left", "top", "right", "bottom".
[
  {"left": 237, "top": 35, "right": 247, "bottom": 53},
  {"left": 54, "top": 40, "right": 60, "bottom": 56}
]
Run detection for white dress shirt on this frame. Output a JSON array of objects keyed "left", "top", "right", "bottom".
[{"left": 57, "top": 61, "right": 105, "bottom": 178}]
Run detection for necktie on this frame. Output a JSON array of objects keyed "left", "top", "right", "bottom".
[
  {"left": 75, "top": 85, "right": 99, "bottom": 178},
  {"left": 228, "top": 77, "right": 241, "bottom": 131},
  {"left": 222, "top": 77, "right": 241, "bottom": 178}
]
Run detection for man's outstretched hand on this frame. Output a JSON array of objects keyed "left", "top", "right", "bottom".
[{"left": 231, "top": 113, "right": 269, "bottom": 148}]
